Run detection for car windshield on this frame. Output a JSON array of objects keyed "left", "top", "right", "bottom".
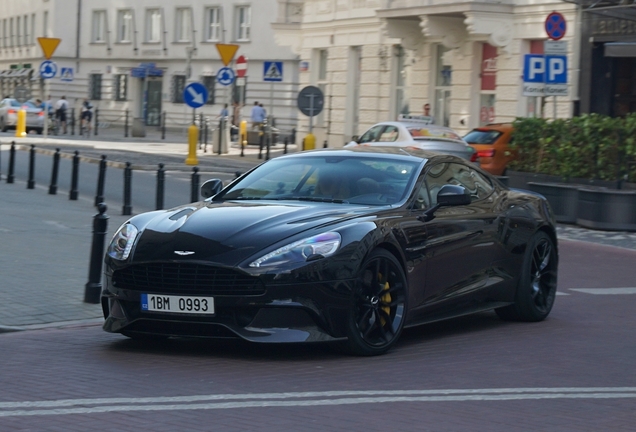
[
  {"left": 7, "top": 100, "right": 37, "bottom": 108},
  {"left": 464, "top": 129, "right": 502, "bottom": 144},
  {"left": 217, "top": 155, "right": 421, "bottom": 206}
]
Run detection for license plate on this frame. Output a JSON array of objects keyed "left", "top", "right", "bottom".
[{"left": 141, "top": 293, "right": 215, "bottom": 315}]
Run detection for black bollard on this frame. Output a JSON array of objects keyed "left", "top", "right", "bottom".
[
  {"left": 84, "top": 203, "right": 109, "bottom": 304},
  {"left": 49, "top": 148, "right": 60, "bottom": 195},
  {"left": 95, "top": 155, "right": 107, "bottom": 206},
  {"left": 218, "top": 118, "right": 223, "bottom": 156},
  {"left": 156, "top": 163, "right": 165, "bottom": 210},
  {"left": 323, "top": 140, "right": 328, "bottom": 149},
  {"left": 70, "top": 151, "right": 80, "bottom": 200},
  {"left": 122, "top": 162, "right": 132, "bottom": 216},
  {"left": 291, "top": 128, "right": 296, "bottom": 145},
  {"left": 258, "top": 131, "right": 264, "bottom": 160},
  {"left": 190, "top": 166, "right": 200, "bottom": 203},
  {"left": 124, "top": 110, "right": 129, "bottom": 137},
  {"left": 7, "top": 141, "right": 15, "bottom": 184},
  {"left": 266, "top": 133, "right": 270, "bottom": 161},
  {"left": 199, "top": 113, "right": 204, "bottom": 148},
  {"left": 203, "top": 119, "right": 208, "bottom": 153},
  {"left": 284, "top": 137, "right": 288, "bottom": 154},
  {"left": 94, "top": 108, "right": 99, "bottom": 136},
  {"left": 27, "top": 145, "right": 35, "bottom": 189},
  {"left": 79, "top": 111, "right": 84, "bottom": 136},
  {"left": 161, "top": 111, "right": 166, "bottom": 140},
  {"left": 70, "top": 108, "right": 75, "bottom": 135}
]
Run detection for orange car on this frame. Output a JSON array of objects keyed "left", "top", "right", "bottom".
[{"left": 464, "top": 123, "right": 515, "bottom": 176}]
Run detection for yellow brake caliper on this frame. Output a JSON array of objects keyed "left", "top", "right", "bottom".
[{"left": 378, "top": 273, "right": 391, "bottom": 326}]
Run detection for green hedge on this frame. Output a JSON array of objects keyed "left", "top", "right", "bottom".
[{"left": 509, "top": 114, "right": 636, "bottom": 182}]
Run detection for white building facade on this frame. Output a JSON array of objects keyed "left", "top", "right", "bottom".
[
  {"left": 273, "top": 0, "right": 579, "bottom": 146},
  {"left": 0, "top": 0, "right": 299, "bottom": 131}
]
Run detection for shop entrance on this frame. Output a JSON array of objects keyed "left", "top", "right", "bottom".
[
  {"left": 612, "top": 57, "right": 636, "bottom": 116},
  {"left": 146, "top": 79, "right": 163, "bottom": 126}
]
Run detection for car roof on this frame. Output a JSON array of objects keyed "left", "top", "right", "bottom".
[
  {"left": 279, "top": 146, "right": 465, "bottom": 163},
  {"left": 473, "top": 123, "right": 514, "bottom": 133},
  {"left": 371, "top": 121, "right": 465, "bottom": 142}
]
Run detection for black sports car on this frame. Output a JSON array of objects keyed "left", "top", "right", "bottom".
[{"left": 102, "top": 147, "right": 558, "bottom": 355}]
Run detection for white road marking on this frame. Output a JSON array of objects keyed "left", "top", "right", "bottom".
[
  {"left": 1, "top": 388, "right": 635, "bottom": 417},
  {"left": 570, "top": 288, "right": 636, "bottom": 295},
  {"left": 555, "top": 292, "right": 569, "bottom": 296}
]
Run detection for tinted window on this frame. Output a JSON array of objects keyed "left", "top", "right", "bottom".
[
  {"left": 464, "top": 129, "right": 502, "bottom": 144},
  {"left": 424, "top": 162, "right": 493, "bottom": 204},
  {"left": 218, "top": 156, "right": 420, "bottom": 206}
]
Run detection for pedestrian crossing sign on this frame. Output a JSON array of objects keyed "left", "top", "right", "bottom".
[
  {"left": 263, "top": 61, "right": 283, "bottom": 82},
  {"left": 60, "top": 67, "right": 74, "bottom": 82}
]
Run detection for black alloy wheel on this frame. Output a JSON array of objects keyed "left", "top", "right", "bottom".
[
  {"left": 346, "top": 249, "right": 407, "bottom": 356},
  {"left": 496, "top": 231, "right": 558, "bottom": 322}
]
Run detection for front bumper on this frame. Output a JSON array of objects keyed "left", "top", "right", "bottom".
[{"left": 101, "top": 276, "right": 355, "bottom": 343}]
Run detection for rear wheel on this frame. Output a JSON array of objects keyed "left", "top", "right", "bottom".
[
  {"left": 345, "top": 249, "right": 407, "bottom": 356},
  {"left": 496, "top": 231, "right": 557, "bottom": 321},
  {"left": 0, "top": 117, "right": 7, "bottom": 132}
]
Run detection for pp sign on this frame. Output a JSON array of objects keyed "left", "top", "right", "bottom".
[{"left": 523, "top": 54, "right": 568, "bottom": 96}]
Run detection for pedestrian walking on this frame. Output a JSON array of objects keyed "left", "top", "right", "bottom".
[{"left": 54, "top": 96, "right": 69, "bottom": 134}]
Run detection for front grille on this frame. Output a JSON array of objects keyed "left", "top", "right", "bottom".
[{"left": 113, "top": 263, "right": 265, "bottom": 296}]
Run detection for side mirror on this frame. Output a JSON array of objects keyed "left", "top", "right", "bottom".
[
  {"left": 437, "top": 184, "right": 471, "bottom": 206},
  {"left": 351, "top": 135, "right": 360, "bottom": 143},
  {"left": 200, "top": 179, "right": 224, "bottom": 199}
]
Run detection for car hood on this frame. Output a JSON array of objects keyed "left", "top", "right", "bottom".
[{"left": 130, "top": 200, "right": 374, "bottom": 266}]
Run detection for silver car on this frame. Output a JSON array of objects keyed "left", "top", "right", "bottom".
[
  {"left": 346, "top": 116, "right": 477, "bottom": 162},
  {"left": 0, "top": 98, "right": 45, "bottom": 134}
]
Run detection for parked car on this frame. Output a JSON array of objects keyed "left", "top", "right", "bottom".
[
  {"left": 102, "top": 146, "right": 558, "bottom": 356},
  {"left": 464, "top": 123, "right": 515, "bottom": 176},
  {"left": 0, "top": 98, "right": 45, "bottom": 134},
  {"left": 345, "top": 115, "right": 478, "bottom": 162}
]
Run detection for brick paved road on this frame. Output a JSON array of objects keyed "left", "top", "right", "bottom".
[{"left": 0, "top": 240, "right": 635, "bottom": 431}]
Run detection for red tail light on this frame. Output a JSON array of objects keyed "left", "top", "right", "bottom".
[
  {"left": 470, "top": 152, "right": 479, "bottom": 163},
  {"left": 38, "top": 111, "right": 44, "bottom": 117},
  {"left": 477, "top": 149, "right": 496, "bottom": 158},
  {"left": 8, "top": 109, "right": 16, "bottom": 114}
]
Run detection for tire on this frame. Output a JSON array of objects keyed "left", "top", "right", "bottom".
[
  {"left": 345, "top": 248, "right": 407, "bottom": 356},
  {"left": 0, "top": 117, "right": 7, "bottom": 133},
  {"left": 496, "top": 231, "right": 558, "bottom": 322}
]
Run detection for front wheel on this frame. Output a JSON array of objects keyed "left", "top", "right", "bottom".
[
  {"left": 496, "top": 231, "right": 558, "bottom": 322},
  {"left": 345, "top": 249, "right": 407, "bottom": 356}
]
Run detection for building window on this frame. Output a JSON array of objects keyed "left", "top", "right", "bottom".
[
  {"left": 10, "top": 18, "right": 14, "bottom": 47},
  {"left": 172, "top": 75, "right": 186, "bottom": 103},
  {"left": 117, "top": 9, "right": 133, "bottom": 43},
  {"left": 92, "top": 10, "right": 107, "bottom": 43},
  {"left": 31, "top": 14, "right": 35, "bottom": 44},
  {"left": 2, "top": 19, "right": 6, "bottom": 48},
  {"left": 176, "top": 8, "right": 192, "bottom": 42},
  {"left": 205, "top": 7, "right": 221, "bottom": 42},
  {"left": 434, "top": 44, "right": 452, "bottom": 127},
  {"left": 17, "top": 16, "right": 21, "bottom": 46},
  {"left": 23, "top": 15, "right": 28, "bottom": 46},
  {"left": 202, "top": 76, "right": 216, "bottom": 105},
  {"left": 236, "top": 6, "right": 251, "bottom": 42},
  {"left": 393, "top": 45, "right": 409, "bottom": 119},
  {"left": 89, "top": 74, "right": 102, "bottom": 100},
  {"left": 232, "top": 81, "right": 246, "bottom": 105},
  {"left": 114, "top": 74, "right": 127, "bottom": 101},
  {"left": 146, "top": 9, "right": 161, "bottom": 43},
  {"left": 43, "top": 11, "right": 48, "bottom": 37}
]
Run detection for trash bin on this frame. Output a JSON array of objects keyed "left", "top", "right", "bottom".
[{"left": 132, "top": 118, "right": 146, "bottom": 137}]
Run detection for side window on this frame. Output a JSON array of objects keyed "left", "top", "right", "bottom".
[
  {"left": 378, "top": 125, "right": 399, "bottom": 142},
  {"left": 358, "top": 125, "right": 385, "bottom": 143},
  {"left": 423, "top": 162, "right": 493, "bottom": 205}
]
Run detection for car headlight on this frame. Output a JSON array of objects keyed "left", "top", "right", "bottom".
[
  {"left": 107, "top": 223, "right": 139, "bottom": 260},
  {"left": 249, "top": 232, "right": 341, "bottom": 268}
]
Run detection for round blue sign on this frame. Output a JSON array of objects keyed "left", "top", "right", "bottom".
[
  {"left": 183, "top": 82, "right": 209, "bottom": 109},
  {"left": 39, "top": 60, "right": 58, "bottom": 80},
  {"left": 545, "top": 12, "right": 566, "bottom": 41},
  {"left": 217, "top": 67, "right": 235, "bottom": 87}
]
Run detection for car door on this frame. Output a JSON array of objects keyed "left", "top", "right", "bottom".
[{"left": 415, "top": 161, "right": 499, "bottom": 311}]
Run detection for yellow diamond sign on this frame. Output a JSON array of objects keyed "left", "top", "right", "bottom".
[
  {"left": 215, "top": 44, "right": 239, "bottom": 66},
  {"left": 38, "top": 37, "right": 62, "bottom": 60}
]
